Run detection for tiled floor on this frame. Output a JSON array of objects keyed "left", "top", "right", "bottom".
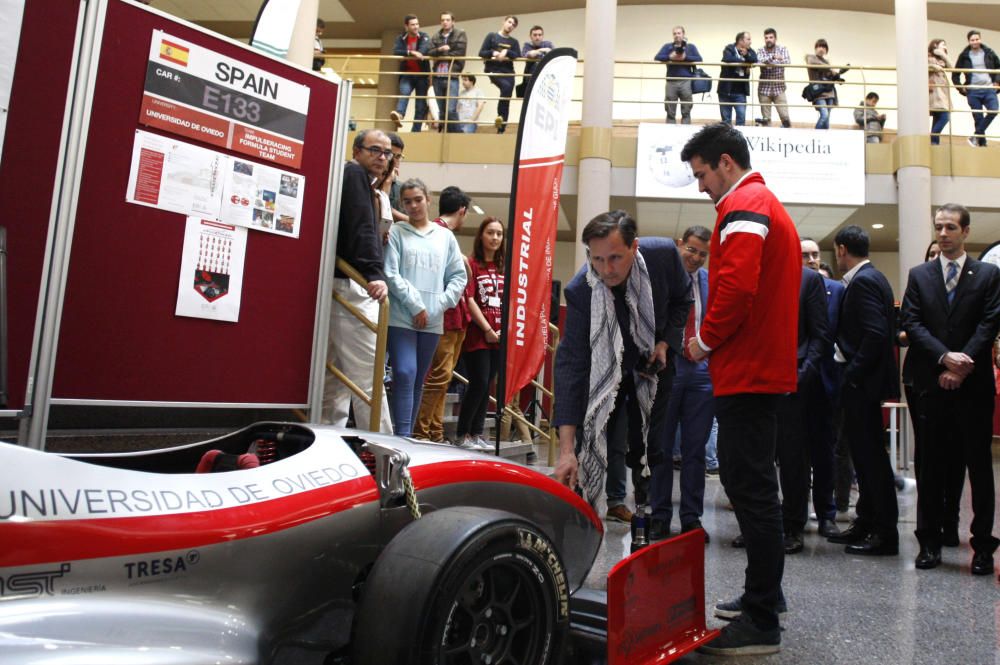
[{"left": 554, "top": 451, "right": 1000, "bottom": 664}]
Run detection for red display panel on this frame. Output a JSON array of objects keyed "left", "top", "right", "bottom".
[
  {"left": 51, "top": 1, "right": 339, "bottom": 405},
  {"left": 0, "top": 1, "right": 82, "bottom": 409}
]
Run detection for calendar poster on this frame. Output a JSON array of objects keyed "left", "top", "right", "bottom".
[{"left": 175, "top": 217, "right": 248, "bottom": 322}]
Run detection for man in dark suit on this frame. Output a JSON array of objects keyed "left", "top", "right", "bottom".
[
  {"left": 553, "top": 211, "right": 690, "bottom": 524},
  {"left": 650, "top": 225, "right": 713, "bottom": 542},
  {"left": 827, "top": 225, "right": 900, "bottom": 555},
  {"left": 775, "top": 266, "right": 832, "bottom": 552},
  {"left": 901, "top": 203, "right": 1000, "bottom": 575}
]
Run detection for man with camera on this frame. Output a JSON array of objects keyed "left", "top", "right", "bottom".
[
  {"left": 654, "top": 26, "right": 704, "bottom": 124},
  {"left": 553, "top": 212, "right": 691, "bottom": 524}
]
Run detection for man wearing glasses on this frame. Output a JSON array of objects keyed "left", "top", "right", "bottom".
[
  {"left": 323, "top": 129, "right": 394, "bottom": 432},
  {"left": 649, "top": 225, "right": 714, "bottom": 542}
]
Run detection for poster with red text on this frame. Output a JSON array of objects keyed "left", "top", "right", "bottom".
[{"left": 175, "top": 217, "right": 247, "bottom": 322}]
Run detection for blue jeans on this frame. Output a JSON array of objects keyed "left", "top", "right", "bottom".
[
  {"left": 814, "top": 98, "right": 834, "bottom": 129},
  {"left": 387, "top": 326, "right": 440, "bottom": 436},
  {"left": 967, "top": 88, "right": 999, "bottom": 142},
  {"left": 432, "top": 75, "right": 460, "bottom": 120},
  {"left": 930, "top": 111, "right": 950, "bottom": 144},
  {"left": 719, "top": 93, "right": 747, "bottom": 126},
  {"left": 395, "top": 74, "right": 429, "bottom": 132},
  {"left": 705, "top": 418, "right": 719, "bottom": 470},
  {"left": 458, "top": 122, "right": 477, "bottom": 133}
]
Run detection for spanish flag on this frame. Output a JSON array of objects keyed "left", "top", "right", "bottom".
[{"left": 160, "top": 39, "right": 190, "bottom": 67}]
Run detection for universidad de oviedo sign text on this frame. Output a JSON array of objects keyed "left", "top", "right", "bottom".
[{"left": 139, "top": 30, "right": 310, "bottom": 169}]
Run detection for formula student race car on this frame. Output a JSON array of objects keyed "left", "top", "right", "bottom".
[{"left": 0, "top": 423, "right": 604, "bottom": 665}]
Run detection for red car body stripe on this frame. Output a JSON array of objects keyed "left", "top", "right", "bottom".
[{"left": 0, "top": 460, "right": 600, "bottom": 568}]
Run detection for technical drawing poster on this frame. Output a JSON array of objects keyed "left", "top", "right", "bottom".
[
  {"left": 126, "top": 129, "right": 224, "bottom": 218},
  {"left": 175, "top": 217, "right": 247, "bottom": 322}
]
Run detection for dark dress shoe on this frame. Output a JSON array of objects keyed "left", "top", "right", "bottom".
[
  {"left": 845, "top": 533, "right": 898, "bottom": 556},
  {"left": 971, "top": 552, "right": 995, "bottom": 576},
  {"left": 818, "top": 520, "right": 841, "bottom": 539},
  {"left": 731, "top": 533, "right": 745, "bottom": 548},
  {"left": 649, "top": 518, "right": 670, "bottom": 542},
  {"left": 783, "top": 532, "right": 804, "bottom": 554},
  {"left": 827, "top": 522, "right": 870, "bottom": 544},
  {"left": 915, "top": 545, "right": 942, "bottom": 569},
  {"left": 682, "top": 520, "right": 710, "bottom": 544},
  {"left": 941, "top": 527, "right": 960, "bottom": 547}
]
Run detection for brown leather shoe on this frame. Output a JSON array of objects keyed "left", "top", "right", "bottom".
[{"left": 605, "top": 504, "right": 634, "bottom": 524}]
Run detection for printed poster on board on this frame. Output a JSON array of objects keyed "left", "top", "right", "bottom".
[
  {"left": 175, "top": 217, "right": 247, "bottom": 322},
  {"left": 139, "top": 29, "right": 310, "bottom": 168},
  {"left": 126, "top": 129, "right": 224, "bottom": 219},
  {"left": 219, "top": 156, "right": 304, "bottom": 237}
]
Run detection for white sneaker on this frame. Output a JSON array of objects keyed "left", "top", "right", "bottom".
[
  {"left": 474, "top": 436, "right": 494, "bottom": 450},
  {"left": 454, "top": 436, "right": 477, "bottom": 450},
  {"left": 968, "top": 136, "right": 979, "bottom": 148}
]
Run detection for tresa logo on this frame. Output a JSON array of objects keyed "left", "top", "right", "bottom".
[
  {"left": 124, "top": 550, "right": 200, "bottom": 580},
  {"left": 0, "top": 563, "right": 71, "bottom": 598}
]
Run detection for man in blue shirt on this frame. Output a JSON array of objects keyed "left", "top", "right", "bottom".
[{"left": 654, "top": 26, "right": 703, "bottom": 124}]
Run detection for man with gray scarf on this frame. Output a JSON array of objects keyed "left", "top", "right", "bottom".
[{"left": 553, "top": 211, "right": 691, "bottom": 523}]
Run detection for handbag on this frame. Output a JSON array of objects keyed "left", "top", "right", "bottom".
[
  {"left": 691, "top": 68, "right": 712, "bottom": 95},
  {"left": 802, "top": 82, "right": 834, "bottom": 102}
]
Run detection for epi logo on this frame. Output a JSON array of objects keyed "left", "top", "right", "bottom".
[{"left": 0, "top": 563, "right": 71, "bottom": 598}]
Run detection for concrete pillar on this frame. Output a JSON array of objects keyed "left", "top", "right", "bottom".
[
  {"left": 574, "top": 0, "right": 617, "bottom": 270},
  {"left": 894, "top": 0, "right": 932, "bottom": 287},
  {"left": 287, "top": 0, "right": 319, "bottom": 69}
]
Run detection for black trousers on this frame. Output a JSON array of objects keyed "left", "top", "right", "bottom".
[
  {"left": 840, "top": 387, "right": 898, "bottom": 540},
  {"left": 776, "top": 392, "right": 810, "bottom": 534},
  {"left": 802, "top": 377, "right": 837, "bottom": 522},
  {"left": 456, "top": 348, "right": 499, "bottom": 437},
  {"left": 914, "top": 385, "right": 999, "bottom": 554},
  {"left": 906, "top": 385, "right": 965, "bottom": 538},
  {"left": 716, "top": 393, "right": 784, "bottom": 632}
]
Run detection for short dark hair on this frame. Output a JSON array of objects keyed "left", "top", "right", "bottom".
[
  {"left": 819, "top": 261, "right": 835, "bottom": 278},
  {"left": 735, "top": 31, "right": 750, "bottom": 44},
  {"left": 968, "top": 29, "right": 981, "bottom": 41},
  {"left": 834, "top": 225, "right": 869, "bottom": 258},
  {"left": 461, "top": 73, "right": 476, "bottom": 85},
  {"left": 923, "top": 241, "right": 940, "bottom": 262},
  {"left": 387, "top": 131, "right": 405, "bottom": 151},
  {"left": 582, "top": 210, "right": 637, "bottom": 247},
  {"left": 441, "top": 11, "right": 454, "bottom": 20},
  {"left": 399, "top": 177, "right": 428, "bottom": 197},
  {"left": 353, "top": 128, "right": 384, "bottom": 150},
  {"left": 815, "top": 38, "right": 829, "bottom": 50},
  {"left": 866, "top": 92, "right": 880, "bottom": 101},
  {"left": 316, "top": 18, "right": 325, "bottom": 29},
  {"left": 530, "top": 25, "right": 544, "bottom": 33},
  {"left": 682, "top": 225, "right": 711, "bottom": 244},
  {"left": 936, "top": 202, "right": 970, "bottom": 228},
  {"left": 505, "top": 15, "right": 519, "bottom": 27},
  {"left": 681, "top": 123, "right": 751, "bottom": 170},
  {"left": 404, "top": 14, "right": 418, "bottom": 25},
  {"left": 764, "top": 28, "right": 777, "bottom": 38},
  {"left": 438, "top": 185, "right": 470, "bottom": 215}
]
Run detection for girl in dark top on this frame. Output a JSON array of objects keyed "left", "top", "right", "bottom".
[{"left": 455, "top": 218, "right": 505, "bottom": 449}]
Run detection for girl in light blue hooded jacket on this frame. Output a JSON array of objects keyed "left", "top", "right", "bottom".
[{"left": 385, "top": 178, "right": 468, "bottom": 436}]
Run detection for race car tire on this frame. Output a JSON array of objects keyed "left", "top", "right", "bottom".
[{"left": 351, "top": 507, "right": 570, "bottom": 665}]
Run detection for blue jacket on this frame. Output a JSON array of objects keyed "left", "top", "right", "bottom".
[
  {"left": 675, "top": 267, "right": 710, "bottom": 378},
  {"left": 820, "top": 276, "right": 845, "bottom": 399},
  {"left": 553, "top": 237, "right": 691, "bottom": 428},
  {"left": 393, "top": 31, "right": 432, "bottom": 72},
  {"left": 717, "top": 43, "right": 757, "bottom": 97},
  {"left": 654, "top": 41, "right": 703, "bottom": 78}
]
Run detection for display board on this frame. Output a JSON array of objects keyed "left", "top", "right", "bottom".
[
  {"left": 0, "top": 0, "right": 82, "bottom": 410},
  {"left": 49, "top": 1, "right": 340, "bottom": 405}
]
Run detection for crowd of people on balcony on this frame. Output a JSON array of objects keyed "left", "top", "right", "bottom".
[{"left": 316, "top": 13, "right": 1000, "bottom": 144}]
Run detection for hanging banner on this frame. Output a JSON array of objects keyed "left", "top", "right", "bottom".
[
  {"left": 498, "top": 49, "right": 577, "bottom": 407},
  {"left": 139, "top": 29, "right": 310, "bottom": 168},
  {"left": 175, "top": 217, "right": 248, "bottom": 322}
]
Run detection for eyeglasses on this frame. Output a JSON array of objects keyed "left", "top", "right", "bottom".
[
  {"left": 393, "top": 152, "right": 405, "bottom": 161},
  {"left": 361, "top": 146, "right": 393, "bottom": 159},
  {"left": 683, "top": 245, "right": 709, "bottom": 259}
]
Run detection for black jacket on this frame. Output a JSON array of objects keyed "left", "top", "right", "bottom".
[
  {"left": 952, "top": 44, "right": 1000, "bottom": 91},
  {"left": 429, "top": 28, "right": 468, "bottom": 74},
  {"left": 837, "top": 263, "right": 899, "bottom": 401},
  {"left": 717, "top": 43, "right": 757, "bottom": 97},
  {"left": 797, "top": 267, "right": 830, "bottom": 386},
  {"left": 392, "top": 31, "right": 432, "bottom": 72},
  {"left": 901, "top": 257, "right": 1000, "bottom": 394},
  {"left": 335, "top": 161, "right": 383, "bottom": 283}
]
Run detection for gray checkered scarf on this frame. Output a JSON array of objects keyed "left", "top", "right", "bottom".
[{"left": 579, "top": 249, "right": 658, "bottom": 507}]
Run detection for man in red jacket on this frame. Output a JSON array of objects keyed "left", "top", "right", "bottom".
[{"left": 681, "top": 124, "right": 800, "bottom": 657}]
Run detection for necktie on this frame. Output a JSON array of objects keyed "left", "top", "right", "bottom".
[{"left": 945, "top": 261, "right": 958, "bottom": 303}]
